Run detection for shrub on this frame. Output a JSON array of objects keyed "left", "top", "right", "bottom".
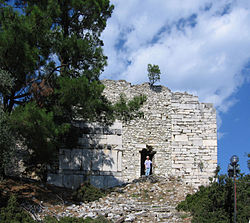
[
  {"left": 177, "top": 174, "right": 250, "bottom": 223},
  {"left": 0, "top": 194, "right": 35, "bottom": 223},
  {"left": 44, "top": 216, "right": 84, "bottom": 223},
  {"left": 0, "top": 108, "right": 16, "bottom": 178},
  {"left": 72, "top": 181, "right": 104, "bottom": 203},
  {"left": 84, "top": 216, "right": 111, "bottom": 223}
]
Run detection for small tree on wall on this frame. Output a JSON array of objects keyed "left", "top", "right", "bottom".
[{"left": 147, "top": 64, "right": 161, "bottom": 86}]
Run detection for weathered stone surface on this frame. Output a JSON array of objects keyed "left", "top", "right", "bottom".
[
  {"left": 47, "top": 173, "right": 63, "bottom": 187},
  {"left": 48, "top": 80, "right": 217, "bottom": 189},
  {"left": 203, "top": 139, "right": 217, "bottom": 147},
  {"left": 174, "top": 134, "right": 188, "bottom": 141},
  {"left": 34, "top": 176, "right": 195, "bottom": 223}
]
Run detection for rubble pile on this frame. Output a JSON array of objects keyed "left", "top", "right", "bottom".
[{"left": 33, "top": 176, "right": 195, "bottom": 222}]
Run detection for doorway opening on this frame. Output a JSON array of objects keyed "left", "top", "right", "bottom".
[{"left": 140, "top": 145, "right": 156, "bottom": 176}]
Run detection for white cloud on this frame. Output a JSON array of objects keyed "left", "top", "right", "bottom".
[
  {"left": 217, "top": 132, "right": 227, "bottom": 140},
  {"left": 101, "top": 0, "right": 250, "bottom": 114}
]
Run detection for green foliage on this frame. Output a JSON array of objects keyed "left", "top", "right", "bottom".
[
  {"left": 10, "top": 102, "right": 70, "bottom": 181},
  {"left": 72, "top": 181, "right": 104, "bottom": 203},
  {"left": 177, "top": 174, "right": 250, "bottom": 223},
  {"left": 0, "top": 68, "right": 16, "bottom": 178},
  {"left": 0, "top": 108, "right": 16, "bottom": 178},
  {"left": 84, "top": 216, "right": 111, "bottom": 223},
  {"left": 0, "top": 1, "right": 146, "bottom": 179},
  {"left": 0, "top": 2, "right": 53, "bottom": 112},
  {"left": 0, "top": 69, "right": 15, "bottom": 98},
  {"left": 0, "top": 194, "right": 110, "bottom": 223},
  {"left": 0, "top": 194, "right": 36, "bottom": 223},
  {"left": 147, "top": 64, "right": 161, "bottom": 86},
  {"left": 55, "top": 76, "right": 114, "bottom": 125},
  {"left": 0, "top": 0, "right": 114, "bottom": 112},
  {"left": 113, "top": 93, "right": 147, "bottom": 123}
]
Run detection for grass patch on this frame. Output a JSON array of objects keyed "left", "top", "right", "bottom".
[
  {"left": 180, "top": 213, "right": 190, "bottom": 219},
  {"left": 72, "top": 181, "right": 104, "bottom": 203},
  {"left": 131, "top": 193, "right": 139, "bottom": 198}
]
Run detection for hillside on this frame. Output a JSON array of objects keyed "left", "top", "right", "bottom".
[{"left": 0, "top": 176, "right": 195, "bottom": 222}]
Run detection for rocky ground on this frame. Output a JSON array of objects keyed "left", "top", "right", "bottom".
[
  {"left": 36, "top": 176, "right": 195, "bottom": 222},
  {"left": 1, "top": 176, "right": 195, "bottom": 222}
]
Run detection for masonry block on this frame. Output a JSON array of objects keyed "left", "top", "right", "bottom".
[
  {"left": 47, "top": 80, "right": 217, "bottom": 190},
  {"left": 174, "top": 134, "right": 188, "bottom": 141},
  {"left": 203, "top": 140, "right": 217, "bottom": 147}
]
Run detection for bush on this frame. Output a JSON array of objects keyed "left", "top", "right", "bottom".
[
  {"left": 0, "top": 108, "right": 16, "bottom": 178},
  {"left": 0, "top": 187, "right": 9, "bottom": 209},
  {"left": 0, "top": 195, "right": 110, "bottom": 223},
  {"left": 44, "top": 216, "right": 84, "bottom": 223},
  {"left": 72, "top": 181, "right": 104, "bottom": 203},
  {"left": 177, "top": 174, "right": 250, "bottom": 223},
  {"left": 84, "top": 216, "right": 111, "bottom": 223},
  {"left": 0, "top": 194, "right": 35, "bottom": 223}
]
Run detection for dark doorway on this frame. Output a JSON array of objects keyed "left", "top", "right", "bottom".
[{"left": 140, "top": 146, "right": 156, "bottom": 176}]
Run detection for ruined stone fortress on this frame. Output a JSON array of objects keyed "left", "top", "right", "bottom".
[{"left": 48, "top": 79, "right": 217, "bottom": 189}]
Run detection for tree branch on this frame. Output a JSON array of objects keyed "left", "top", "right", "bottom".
[{"left": 13, "top": 92, "right": 30, "bottom": 99}]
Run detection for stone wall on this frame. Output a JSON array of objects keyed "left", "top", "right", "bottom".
[
  {"left": 102, "top": 80, "right": 217, "bottom": 187},
  {"left": 48, "top": 122, "right": 124, "bottom": 189},
  {"left": 48, "top": 80, "right": 217, "bottom": 189}
]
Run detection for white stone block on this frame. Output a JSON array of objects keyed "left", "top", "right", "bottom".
[
  {"left": 190, "top": 148, "right": 199, "bottom": 153},
  {"left": 203, "top": 140, "right": 217, "bottom": 147},
  {"left": 110, "top": 150, "right": 118, "bottom": 171},
  {"left": 111, "top": 121, "right": 122, "bottom": 130},
  {"left": 107, "top": 135, "right": 122, "bottom": 145},
  {"left": 97, "top": 138, "right": 108, "bottom": 145},
  {"left": 62, "top": 175, "right": 74, "bottom": 189},
  {"left": 60, "top": 149, "right": 71, "bottom": 170},
  {"left": 71, "top": 149, "right": 82, "bottom": 170},
  {"left": 47, "top": 173, "right": 63, "bottom": 187},
  {"left": 90, "top": 176, "right": 104, "bottom": 188},
  {"left": 102, "top": 149, "right": 117, "bottom": 171},
  {"left": 208, "top": 124, "right": 217, "bottom": 129},
  {"left": 174, "top": 134, "right": 188, "bottom": 141},
  {"left": 82, "top": 149, "right": 92, "bottom": 170},
  {"left": 92, "top": 149, "right": 103, "bottom": 171},
  {"left": 172, "top": 164, "right": 183, "bottom": 168},
  {"left": 118, "top": 151, "right": 122, "bottom": 171},
  {"left": 104, "top": 176, "right": 123, "bottom": 188}
]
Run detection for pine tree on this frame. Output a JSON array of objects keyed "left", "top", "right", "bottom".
[
  {"left": 0, "top": 1, "right": 146, "bottom": 179},
  {"left": 147, "top": 64, "right": 161, "bottom": 86}
]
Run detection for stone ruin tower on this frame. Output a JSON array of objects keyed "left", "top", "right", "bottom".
[{"left": 48, "top": 80, "right": 217, "bottom": 189}]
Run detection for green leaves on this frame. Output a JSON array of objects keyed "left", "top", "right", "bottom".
[
  {"left": 10, "top": 102, "right": 70, "bottom": 180},
  {"left": 0, "top": 0, "right": 114, "bottom": 178},
  {"left": 72, "top": 181, "right": 104, "bottom": 202},
  {"left": 147, "top": 64, "right": 161, "bottom": 86},
  {"left": 55, "top": 76, "right": 147, "bottom": 125},
  {"left": 0, "top": 69, "right": 15, "bottom": 97},
  {"left": 0, "top": 2, "right": 53, "bottom": 111},
  {"left": 0, "top": 108, "right": 16, "bottom": 177},
  {"left": 177, "top": 174, "right": 250, "bottom": 222},
  {"left": 55, "top": 76, "right": 112, "bottom": 123},
  {"left": 0, "top": 1, "right": 147, "bottom": 180},
  {"left": 113, "top": 93, "right": 147, "bottom": 123},
  {"left": 0, "top": 195, "right": 36, "bottom": 223},
  {"left": 0, "top": 0, "right": 114, "bottom": 111}
]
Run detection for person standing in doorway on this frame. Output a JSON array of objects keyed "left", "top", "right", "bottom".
[{"left": 144, "top": 156, "right": 152, "bottom": 176}]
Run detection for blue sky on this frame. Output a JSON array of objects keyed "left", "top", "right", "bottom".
[{"left": 100, "top": 0, "right": 250, "bottom": 174}]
